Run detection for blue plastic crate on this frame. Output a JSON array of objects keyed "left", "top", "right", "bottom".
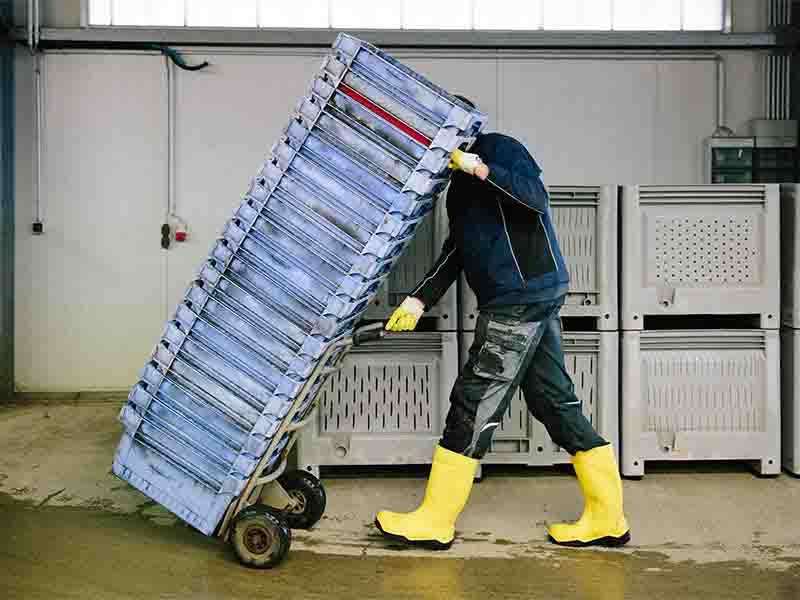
[{"left": 113, "top": 33, "right": 487, "bottom": 537}]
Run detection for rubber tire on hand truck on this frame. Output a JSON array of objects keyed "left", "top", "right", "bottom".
[
  {"left": 231, "top": 504, "right": 292, "bottom": 569},
  {"left": 279, "top": 470, "right": 327, "bottom": 529}
]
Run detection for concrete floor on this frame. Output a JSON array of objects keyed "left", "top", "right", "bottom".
[{"left": 2, "top": 399, "right": 800, "bottom": 599}]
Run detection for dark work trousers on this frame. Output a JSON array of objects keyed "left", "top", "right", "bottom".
[{"left": 440, "top": 297, "right": 608, "bottom": 459}]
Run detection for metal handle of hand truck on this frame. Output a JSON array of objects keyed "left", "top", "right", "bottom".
[
  {"left": 282, "top": 325, "right": 385, "bottom": 451},
  {"left": 353, "top": 322, "right": 387, "bottom": 346}
]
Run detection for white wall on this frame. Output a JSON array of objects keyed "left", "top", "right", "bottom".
[
  {"left": 14, "top": 47, "right": 766, "bottom": 391},
  {"left": 15, "top": 52, "right": 167, "bottom": 391}
]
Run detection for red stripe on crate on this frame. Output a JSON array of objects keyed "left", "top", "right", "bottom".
[{"left": 339, "top": 83, "right": 431, "bottom": 147}]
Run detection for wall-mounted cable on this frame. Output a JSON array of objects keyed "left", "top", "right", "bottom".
[{"left": 161, "top": 47, "right": 208, "bottom": 249}]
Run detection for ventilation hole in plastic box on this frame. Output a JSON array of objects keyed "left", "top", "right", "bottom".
[
  {"left": 654, "top": 216, "right": 759, "bottom": 286},
  {"left": 319, "top": 360, "right": 436, "bottom": 434}
]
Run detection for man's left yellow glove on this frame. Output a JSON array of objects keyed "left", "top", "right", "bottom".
[{"left": 385, "top": 297, "right": 425, "bottom": 332}]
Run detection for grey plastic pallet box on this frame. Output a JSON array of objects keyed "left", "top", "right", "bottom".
[
  {"left": 461, "top": 185, "right": 619, "bottom": 331},
  {"left": 621, "top": 329, "right": 781, "bottom": 477},
  {"left": 780, "top": 328, "right": 800, "bottom": 475},
  {"left": 464, "top": 330, "right": 620, "bottom": 466},
  {"left": 296, "top": 332, "right": 458, "bottom": 475},
  {"left": 780, "top": 184, "right": 800, "bottom": 328},
  {"left": 621, "top": 185, "right": 780, "bottom": 330}
]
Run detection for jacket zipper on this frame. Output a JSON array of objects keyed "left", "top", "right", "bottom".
[{"left": 497, "top": 199, "right": 526, "bottom": 285}]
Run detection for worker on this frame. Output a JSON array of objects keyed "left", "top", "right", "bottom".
[{"left": 374, "top": 108, "right": 630, "bottom": 551}]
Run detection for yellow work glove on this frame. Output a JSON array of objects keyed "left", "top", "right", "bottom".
[
  {"left": 448, "top": 149, "right": 484, "bottom": 175},
  {"left": 385, "top": 297, "right": 425, "bottom": 332}
]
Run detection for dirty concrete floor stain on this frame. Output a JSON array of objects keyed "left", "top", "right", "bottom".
[
  {"left": 1, "top": 494, "right": 798, "bottom": 600},
  {"left": 4, "top": 402, "right": 800, "bottom": 598}
]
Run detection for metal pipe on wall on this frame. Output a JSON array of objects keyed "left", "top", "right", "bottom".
[
  {"left": 38, "top": 44, "right": 731, "bottom": 141},
  {"left": 767, "top": 52, "right": 773, "bottom": 118},
  {"left": 714, "top": 55, "right": 734, "bottom": 136},
  {"left": 26, "top": 0, "right": 40, "bottom": 50},
  {"left": 722, "top": 0, "right": 732, "bottom": 33},
  {"left": 32, "top": 52, "right": 42, "bottom": 231},
  {"left": 163, "top": 56, "right": 174, "bottom": 319},
  {"left": 36, "top": 54, "right": 42, "bottom": 220},
  {"left": 166, "top": 55, "right": 175, "bottom": 223},
  {"left": 782, "top": 55, "right": 787, "bottom": 119},
  {"left": 26, "top": 0, "right": 42, "bottom": 232},
  {"left": 160, "top": 48, "right": 199, "bottom": 258},
  {"left": 26, "top": 0, "right": 33, "bottom": 48},
  {"left": 33, "top": 0, "right": 40, "bottom": 48},
  {"left": 771, "top": 54, "right": 775, "bottom": 118},
  {"left": 164, "top": 54, "right": 188, "bottom": 237},
  {"left": 174, "top": 45, "right": 731, "bottom": 138}
]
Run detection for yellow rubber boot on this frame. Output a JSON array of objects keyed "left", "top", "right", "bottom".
[
  {"left": 548, "top": 444, "right": 631, "bottom": 547},
  {"left": 375, "top": 445, "right": 478, "bottom": 550}
]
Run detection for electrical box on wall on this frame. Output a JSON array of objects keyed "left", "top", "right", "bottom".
[
  {"left": 705, "top": 120, "right": 799, "bottom": 184},
  {"left": 705, "top": 137, "right": 755, "bottom": 183}
]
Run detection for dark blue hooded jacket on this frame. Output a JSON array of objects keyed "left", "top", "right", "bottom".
[{"left": 412, "top": 133, "right": 569, "bottom": 310}]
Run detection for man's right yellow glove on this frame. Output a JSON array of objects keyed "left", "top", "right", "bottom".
[
  {"left": 449, "top": 149, "right": 483, "bottom": 174},
  {"left": 449, "top": 149, "right": 490, "bottom": 180},
  {"left": 385, "top": 297, "right": 425, "bottom": 332}
]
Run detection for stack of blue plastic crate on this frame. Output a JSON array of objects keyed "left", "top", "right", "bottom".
[{"left": 112, "top": 34, "right": 487, "bottom": 536}]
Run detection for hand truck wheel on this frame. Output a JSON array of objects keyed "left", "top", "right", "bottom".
[
  {"left": 230, "top": 504, "right": 291, "bottom": 569},
  {"left": 279, "top": 470, "right": 327, "bottom": 529}
]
